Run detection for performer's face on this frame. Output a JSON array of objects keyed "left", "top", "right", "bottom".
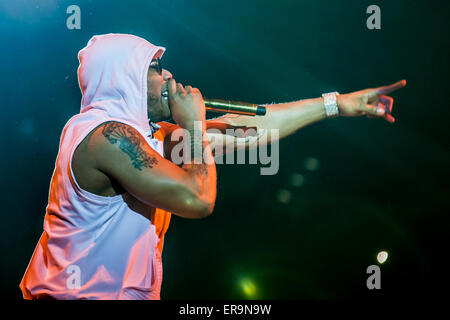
[{"left": 147, "top": 58, "right": 173, "bottom": 122}]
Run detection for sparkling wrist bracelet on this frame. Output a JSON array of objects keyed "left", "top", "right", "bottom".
[{"left": 322, "top": 91, "right": 340, "bottom": 118}]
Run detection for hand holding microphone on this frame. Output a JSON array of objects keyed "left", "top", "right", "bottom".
[
  {"left": 166, "top": 78, "right": 206, "bottom": 130},
  {"left": 163, "top": 79, "right": 266, "bottom": 118}
]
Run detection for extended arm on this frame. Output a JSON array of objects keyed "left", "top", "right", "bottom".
[{"left": 202, "top": 80, "right": 406, "bottom": 152}]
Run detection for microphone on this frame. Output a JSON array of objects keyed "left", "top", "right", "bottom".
[
  {"left": 203, "top": 98, "right": 266, "bottom": 116},
  {"left": 161, "top": 85, "right": 266, "bottom": 116}
]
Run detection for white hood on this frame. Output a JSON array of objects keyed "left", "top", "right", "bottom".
[{"left": 77, "top": 33, "right": 165, "bottom": 136}]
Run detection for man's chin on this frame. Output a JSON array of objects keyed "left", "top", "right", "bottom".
[
  {"left": 149, "top": 112, "right": 172, "bottom": 123},
  {"left": 161, "top": 105, "right": 173, "bottom": 122},
  {"left": 162, "top": 114, "right": 173, "bottom": 123},
  {"left": 147, "top": 102, "right": 172, "bottom": 122}
]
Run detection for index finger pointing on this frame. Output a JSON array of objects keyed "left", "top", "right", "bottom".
[{"left": 375, "top": 80, "right": 407, "bottom": 96}]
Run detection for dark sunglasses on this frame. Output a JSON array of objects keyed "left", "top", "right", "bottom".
[{"left": 149, "top": 57, "right": 162, "bottom": 75}]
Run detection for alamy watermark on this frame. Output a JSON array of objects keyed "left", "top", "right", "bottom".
[
  {"left": 366, "top": 5, "right": 381, "bottom": 30},
  {"left": 366, "top": 264, "right": 381, "bottom": 289},
  {"left": 67, "top": 5, "right": 381, "bottom": 31},
  {"left": 66, "top": 264, "right": 81, "bottom": 289},
  {"left": 66, "top": 5, "right": 81, "bottom": 30},
  {"left": 170, "top": 121, "right": 280, "bottom": 175}
]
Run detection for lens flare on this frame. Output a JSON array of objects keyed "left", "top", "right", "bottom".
[{"left": 239, "top": 278, "right": 257, "bottom": 298}]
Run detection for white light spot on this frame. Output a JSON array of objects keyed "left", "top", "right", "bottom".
[{"left": 377, "top": 251, "right": 388, "bottom": 264}]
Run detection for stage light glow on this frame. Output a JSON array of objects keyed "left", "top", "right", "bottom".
[
  {"left": 0, "top": 0, "right": 59, "bottom": 24},
  {"left": 276, "top": 189, "right": 291, "bottom": 204},
  {"left": 377, "top": 251, "right": 388, "bottom": 264},
  {"left": 304, "top": 157, "right": 320, "bottom": 171},
  {"left": 19, "top": 118, "right": 35, "bottom": 136},
  {"left": 239, "top": 278, "right": 257, "bottom": 298},
  {"left": 290, "top": 173, "right": 305, "bottom": 187}
]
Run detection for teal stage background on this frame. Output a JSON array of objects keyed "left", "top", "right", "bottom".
[{"left": 0, "top": 0, "right": 449, "bottom": 299}]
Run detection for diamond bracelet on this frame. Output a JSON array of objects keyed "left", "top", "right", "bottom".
[{"left": 322, "top": 91, "right": 340, "bottom": 118}]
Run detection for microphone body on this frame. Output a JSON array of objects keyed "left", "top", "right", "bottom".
[{"left": 204, "top": 98, "right": 266, "bottom": 116}]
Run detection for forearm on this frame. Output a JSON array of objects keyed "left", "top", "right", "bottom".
[
  {"left": 205, "top": 79, "right": 406, "bottom": 153},
  {"left": 210, "top": 97, "right": 326, "bottom": 143},
  {"left": 260, "top": 97, "right": 326, "bottom": 139},
  {"left": 181, "top": 123, "right": 217, "bottom": 216}
]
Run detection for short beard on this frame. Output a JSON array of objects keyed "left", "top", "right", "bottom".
[{"left": 147, "top": 94, "right": 170, "bottom": 122}]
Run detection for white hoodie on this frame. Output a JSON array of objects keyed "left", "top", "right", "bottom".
[{"left": 20, "top": 34, "right": 172, "bottom": 300}]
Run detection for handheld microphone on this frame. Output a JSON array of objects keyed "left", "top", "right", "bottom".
[
  {"left": 162, "top": 88, "right": 266, "bottom": 117},
  {"left": 203, "top": 98, "right": 266, "bottom": 116}
]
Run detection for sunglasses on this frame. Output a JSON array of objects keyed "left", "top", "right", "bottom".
[{"left": 149, "top": 57, "right": 162, "bottom": 75}]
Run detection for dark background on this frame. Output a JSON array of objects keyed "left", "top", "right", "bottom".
[{"left": 0, "top": 0, "right": 449, "bottom": 299}]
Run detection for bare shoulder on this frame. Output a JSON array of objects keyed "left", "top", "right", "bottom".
[
  {"left": 89, "top": 121, "right": 161, "bottom": 171},
  {"left": 71, "top": 122, "right": 132, "bottom": 196}
]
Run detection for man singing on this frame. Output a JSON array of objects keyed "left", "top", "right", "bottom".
[{"left": 20, "top": 33, "right": 405, "bottom": 299}]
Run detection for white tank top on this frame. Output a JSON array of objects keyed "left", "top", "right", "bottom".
[{"left": 20, "top": 109, "right": 169, "bottom": 299}]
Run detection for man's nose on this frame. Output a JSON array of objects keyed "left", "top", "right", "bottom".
[{"left": 162, "top": 69, "right": 172, "bottom": 81}]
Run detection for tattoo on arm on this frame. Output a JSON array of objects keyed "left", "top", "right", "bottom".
[
  {"left": 102, "top": 122, "right": 158, "bottom": 171},
  {"left": 183, "top": 128, "right": 209, "bottom": 177}
]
